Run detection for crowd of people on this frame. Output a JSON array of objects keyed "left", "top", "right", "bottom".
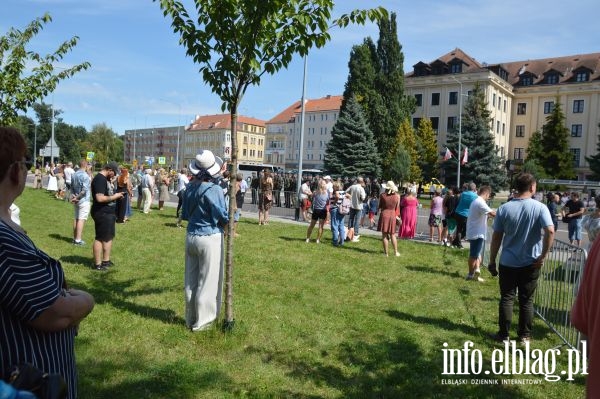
[{"left": 6, "top": 125, "right": 600, "bottom": 397}]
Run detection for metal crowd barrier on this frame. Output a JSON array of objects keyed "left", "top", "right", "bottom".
[{"left": 534, "top": 239, "right": 587, "bottom": 351}]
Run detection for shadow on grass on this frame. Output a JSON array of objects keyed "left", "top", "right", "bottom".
[
  {"left": 406, "top": 265, "right": 462, "bottom": 278},
  {"left": 78, "top": 357, "right": 234, "bottom": 399},
  {"left": 78, "top": 278, "right": 185, "bottom": 327},
  {"left": 59, "top": 255, "right": 92, "bottom": 267},
  {"left": 242, "top": 331, "right": 519, "bottom": 398},
  {"left": 49, "top": 233, "right": 74, "bottom": 244},
  {"left": 385, "top": 309, "right": 481, "bottom": 337}
]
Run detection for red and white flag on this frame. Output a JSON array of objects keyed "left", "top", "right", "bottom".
[
  {"left": 443, "top": 147, "right": 452, "bottom": 161},
  {"left": 461, "top": 147, "right": 468, "bottom": 165}
]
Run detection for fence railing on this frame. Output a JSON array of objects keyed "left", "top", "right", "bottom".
[{"left": 534, "top": 239, "right": 587, "bottom": 351}]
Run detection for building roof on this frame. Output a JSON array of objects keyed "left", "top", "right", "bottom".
[
  {"left": 496, "top": 53, "right": 600, "bottom": 85},
  {"left": 267, "top": 95, "right": 343, "bottom": 124},
  {"left": 188, "top": 113, "right": 265, "bottom": 131},
  {"left": 407, "top": 47, "right": 600, "bottom": 86}
]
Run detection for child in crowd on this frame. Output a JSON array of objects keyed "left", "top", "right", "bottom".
[{"left": 368, "top": 191, "right": 379, "bottom": 229}]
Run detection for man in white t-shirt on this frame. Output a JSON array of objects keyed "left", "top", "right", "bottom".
[
  {"left": 465, "top": 185, "right": 496, "bottom": 282},
  {"left": 63, "top": 161, "right": 75, "bottom": 201}
]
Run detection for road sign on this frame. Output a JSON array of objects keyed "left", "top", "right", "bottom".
[
  {"left": 86, "top": 152, "right": 95, "bottom": 161},
  {"left": 133, "top": 159, "right": 138, "bottom": 168},
  {"left": 158, "top": 156, "right": 166, "bottom": 165}
]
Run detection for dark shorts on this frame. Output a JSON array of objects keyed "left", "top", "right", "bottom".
[
  {"left": 92, "top": 211, "right": 116, "bottom": 242},
  {"left": 469, "top": 238, "right": 485, "bottom": 259},
  {"left": 311, "top": 208, "right": 328, "bottom": 221}
]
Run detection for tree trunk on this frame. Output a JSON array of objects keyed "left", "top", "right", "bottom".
[{"left": 223, "top": 104, "right": 238, "bottom": 331}]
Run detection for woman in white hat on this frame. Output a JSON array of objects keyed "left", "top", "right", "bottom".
[
  {"left": 181, "top": 150, "right": 229, "bottom": 331},
  {"left": 377, "top": 180, "right": 401, "bottom": 256}
]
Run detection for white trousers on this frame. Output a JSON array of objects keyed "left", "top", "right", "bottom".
[
  {"left": 142, "top": 187, "right": 152, "bottom": 213},
  {"left": 184, "top": 233, "right": 224, "bottom": 331}
]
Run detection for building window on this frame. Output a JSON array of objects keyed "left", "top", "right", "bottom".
[
  {"left": 570, "top": 148, "right": 581, "bottom": 167},
  {"left": 575, "top": 71, "right": 589, "bottom": 82},
  {"left": 546, "top": 74, "right": 559, "bottom": 84},
  {"left": 431, "top": 117, "right": 439, "bottom": 132},
  {"left": 514, "top": 148, "right": 524, "bottom": 160},
  {"left": 415, "top": 94, "right": 422, "bottom": 106},
  {"left": 543, "top": 101, "right": 554, "bottom": 114},
  {"left": 516, "top": 125, "right": 525, "bottom": 137},
  {"left": 242, "top": 149, "right": 247, "bottom": 156},
  {"left": 517, "top": 103, "right": 527, "bottom": 115},
  {"left": 447, "top": 116, "right": 458, "bottom": 130},
  {"left": 449, "top": 91, "right": 458, "bottom": 105},
  {"left": 503, "top": 99, "right": 507, "bottom": 112},
  {"left": 521, "top": 76, "right": 533, "bottom": 86},
  {"left": 502, "top": 123, "right": 506, "bottom": 136},
  {"left": 492, "top": 93, "right": 496, "bottom": 107},
  {"left": 412, "top": 118, "right": 421, "bottom": 129},
  {"left": 573, "top": 100, "right": 584, "bottom": 113},
  {"left": 571, "top": 124, "right": 583, "bottom": 137},
  {"left": 498, "top": 96, "right": 501, "bottom": 110},
  {"left": 431, "top": 93, "right": 440, "bottom": 106},
  {"left": 450, "top": 63, "right": 461, "bottom": 73},
  {"left": 496, "top": 120, "right": 500, "bottom": 134}
]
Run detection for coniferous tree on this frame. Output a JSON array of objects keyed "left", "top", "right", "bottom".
[
  {"left": 415, "top": 117, "right": 439, "bottom": 182},
  {"left": 388, "top": 145, "right": 411, "bottom": 185},
  {"left": 585, "top": 123, "right": 600, "bottom": 180},
  {"left": 340, "top": 12, "right": 414, "bottom": 173},
  {"left": 394, "top": 118, "right": 420, "bottom": 183},
  {"left": 324, "top": 96, "right": 381, "bottom": 177},
  {"left": 525, "top": 130, "right": 544, "bottom": 163},
  {"left": 442, "top": 83, "right": 507, "bottom": 190},
  {"left": 539, "top": 98, "right": 574, "bottom": 179}
]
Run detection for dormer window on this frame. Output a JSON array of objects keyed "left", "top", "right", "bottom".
[
  {"left": 521, "top": 76, "right": 533, "bottom": 86},
  {"left": 450, "top": 63, "right": 462, "bottom": 73},
  {"left": 575, "top": 71, "right": 589, "bottom": 82},
  {"left": 546, "top": 74, "right": 559, "bottom": 84}
]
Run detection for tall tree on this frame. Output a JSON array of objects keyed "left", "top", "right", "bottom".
[
  {"left": 415, "top": 117, "right": 439, "bottom": 182},
  {"left": 0, "top": 14, "right": 90, "bottom": 125},
  {"left": 324, "top": 96, "right": 380, "bottom": 177},
  {"left": 388, "top": 146, "right": 411, "bottom": 186},
  {"left": 80, "top": 123, "right": 120, "bottom": 166},
  {"left": 539, "top": 98, "right": 574, "bottom": 179},
  {"left": 442, "top": 83, "right": 507, "bottom": 190},
  {"left": 525, "top": 130, "right": 544, "bottom": 163},
  {"left": 585, "top": 123, "right": 600, "bottom": 180},
  {"left": 157, "top": 0, "right": 386, "bottom": 330},
  {"left": 394, "top": 118, "right": 420, "bottom": 183},
  {"left": 340, "top": 12, "right": 414, "bottom": 173}
]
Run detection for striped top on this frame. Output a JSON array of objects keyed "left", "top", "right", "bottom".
[{"left": 0, "top": 220, "right": 77, "bottom": 399}]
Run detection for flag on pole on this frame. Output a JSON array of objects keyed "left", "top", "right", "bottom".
[
  {"left": 443, "top": 147, "right": 452, "bottom": 161},
  {"left": 461, "top": 147, "right": 468, "bottom": 165}
]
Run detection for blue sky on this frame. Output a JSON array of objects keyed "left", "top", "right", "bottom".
[{"left": 2, "top": 0, "right": 598, "bottom": 134}]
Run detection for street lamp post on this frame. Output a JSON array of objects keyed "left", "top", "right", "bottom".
[
  {"left": 294, "top": 56, "right": 308, "bottom": 221},
  {"left": 451, "top": 75, "right": 463, "bottom": 188}
]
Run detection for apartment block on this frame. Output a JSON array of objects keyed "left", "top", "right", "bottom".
[
  {"left": 124, "top": 125, "right": 184, "bottom": 170},
  {"left": 405, "top": 48, "right": 600, "bottom": 180},
  {"left": 183, "top": 114, "right": 266, "bottom": 168},
  {"left": 266, "top": 95, "right": 342, "bottom": 171}
]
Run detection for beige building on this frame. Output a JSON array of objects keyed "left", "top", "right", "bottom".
[
  {"left": 266, "top": 95, "right": 342, "bottom": 171},
  {"left": 183, "top": 114, "right": 266, "bottom": 167},
  {"left": 405, "top": 48, "right": 600, "bottom": 180}
]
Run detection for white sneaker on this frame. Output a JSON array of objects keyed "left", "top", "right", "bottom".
[
  {"left": 475, "top": 277, "right": 485, "bottom": 282},
  {"left": 305, "top": 238, "right": 310, "bottom": 243},
  {"left": 352, "top": 237, "right": 360, "bottom": 242},
  {"left": 316, "top": 239, "right": 320, "bottom": 244},
  {"left": 395, "top": 252, "right": 400, "bottom": 257},
  {"left": 473, "top": 269, "right": 481, "bottom": 279}
]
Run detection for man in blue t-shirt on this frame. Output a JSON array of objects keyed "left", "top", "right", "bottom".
[
  {"left": 70, "top": 159, "right": 91, "bottom": 245},
  {"left": 451, "top": 182, "right": 478, "bottom": 248},
  {"left": 488, "top": 173, "right": 554, "bottom": 344}
]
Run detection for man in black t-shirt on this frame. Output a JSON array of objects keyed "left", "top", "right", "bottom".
[
  {"left": 91, "top": 162, "right": 123, "bottom": 271},
  {"left": 562, "top": 191, "right": 585, "bottom": 247}
]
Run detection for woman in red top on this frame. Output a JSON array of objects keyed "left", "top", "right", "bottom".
[{"left": 377, "top": 181, "right": 401, "bottom": 257}]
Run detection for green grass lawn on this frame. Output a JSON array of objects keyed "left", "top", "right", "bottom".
[{"left": 15, "top": 188, "right": 585, "bottom": 398}]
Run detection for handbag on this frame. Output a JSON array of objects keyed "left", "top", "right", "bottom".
[{"left": 7, "top": 363, "right": 67, "bottom": 399}]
